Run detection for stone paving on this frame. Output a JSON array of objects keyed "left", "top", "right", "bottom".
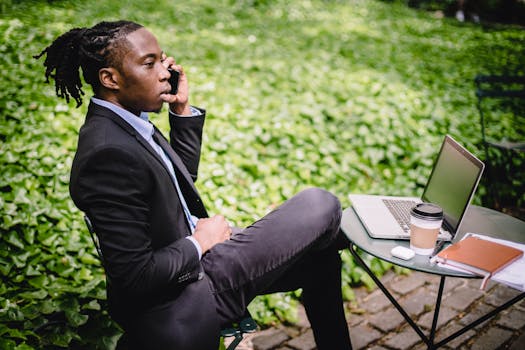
[{"left": 225, "top": 270, "right": 525, "bottom": 350}]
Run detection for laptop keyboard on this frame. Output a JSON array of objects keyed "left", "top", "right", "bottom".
[{"left": 382, "top": 199, "right": 417, "bottom": 233}]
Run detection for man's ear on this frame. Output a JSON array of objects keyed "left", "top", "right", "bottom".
[{"left": 99, "top": 67, "right": 121, "bottom": 91}]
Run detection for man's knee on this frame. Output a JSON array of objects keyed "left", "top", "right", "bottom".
[{"left": 298, "top": 187, "right": 341, "bottom": 221}]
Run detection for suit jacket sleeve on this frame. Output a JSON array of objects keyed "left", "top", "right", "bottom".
[{"left": 169, "top": 107, "right": 206, "bottom": 181}]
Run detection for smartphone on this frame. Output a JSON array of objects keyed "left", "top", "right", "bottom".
[{"left": 167, "top": 68, "right": 180, "bottom": 95}]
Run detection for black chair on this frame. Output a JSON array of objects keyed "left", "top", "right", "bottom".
[
  {"left": 220, "top": 312, "right": 257, "bottom": 350},
  {"left": 474, "top": 75, "right": 525, "bottom": 220},
  {"left": 83, "top": 215, "right": 257, "bottom": 349},
  {"left": 84, "top": 216, "right": 105, "bottom": 267}
]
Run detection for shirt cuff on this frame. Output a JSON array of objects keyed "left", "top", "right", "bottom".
[
  {"left": 185, "top": 236, "right": 202, "bottom": 260},
  {"left": 169, "top": 106, "right": 203, "bottom": 118}
]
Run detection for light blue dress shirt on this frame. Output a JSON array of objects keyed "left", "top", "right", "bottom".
[{"left": 91, "top": 97, "right": 203, "bottom": 258}]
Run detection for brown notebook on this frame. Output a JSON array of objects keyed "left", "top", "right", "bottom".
[{"left": 434, "top": 235, "right": 523, "bottom": 289}]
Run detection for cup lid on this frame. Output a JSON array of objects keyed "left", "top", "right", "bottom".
[{"left": 411, "top": 203, "right": 443, "bottom": 220}]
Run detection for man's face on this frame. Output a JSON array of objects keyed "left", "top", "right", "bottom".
[{"left": 113, "top": 28, "right": 171, "bottom": 115}]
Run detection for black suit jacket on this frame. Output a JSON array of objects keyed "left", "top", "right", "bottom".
[{"left": 70, "top": 102, "right": 220, "bottom": 349}]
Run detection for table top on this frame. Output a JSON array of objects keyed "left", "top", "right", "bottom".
[{"left": 341, "top": 205, "right": 525, "bottom": 277}]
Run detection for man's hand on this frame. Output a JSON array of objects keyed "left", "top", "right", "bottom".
[
  {"left": 192, "top": 215, "right": 232, "bottom": 254},
  {"left": 160, "top": 53, "right": 191, "bottom": 115}
]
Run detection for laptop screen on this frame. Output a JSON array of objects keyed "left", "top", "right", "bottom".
[{"left": 421, "top": 135, "right": 485, "bottom": 234}]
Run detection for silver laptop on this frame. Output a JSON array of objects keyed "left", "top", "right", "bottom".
[{"left": 349, "top": 135, "right": 485, "bottom": 241}]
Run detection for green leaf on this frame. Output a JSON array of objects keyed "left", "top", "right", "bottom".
[
  {"left": 0, "top": 338, "right": 17, "bottom": 349},
  {"left": 27, "top": 275, "right": 49, "bottom": 289},
  {"left": 47, "top": 330, "right": 75, "bottom": 348},
  {"left": 5, "top": 232, "right": 25, "bottom": 249},
  {"left": 38, "top": 299, "right": 59, "bottom": 315},
  {"left": 14, "top": 343, "right": 35, "bottom": 350},
  {"left": 18, "top": 289, "right": 48, "bottom": 300},
  {"left": 82, "top": 300, "right": 101, "bottom": 311},
  {"left": 65, "top": 309, "right": 89, "bottom": 327}
]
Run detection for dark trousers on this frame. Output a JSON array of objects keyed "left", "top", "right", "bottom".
[{"left": 202, "top": 188, "right": 352, "bottom": 349}]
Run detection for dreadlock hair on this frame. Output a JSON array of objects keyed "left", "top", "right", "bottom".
[{"left": 34, "top": 20, "right": 143, "bottom": 107}]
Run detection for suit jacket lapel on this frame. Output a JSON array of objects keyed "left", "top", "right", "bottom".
[
  {"left": 151, "top": 127, "right": 208, "bottom": 218},
  {"left": 152, "top": 126, "right": 195, "bottom": 190}
]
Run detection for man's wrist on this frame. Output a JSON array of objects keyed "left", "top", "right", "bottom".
[
  {"left": 169, "top": 106, "right": 204, "bottom": 118},
  {"left": 186, "top": 236, "right": 202, "bottom": 260},
  {"left": 169, "top": 103, "right": 191, "bottom": 116}
]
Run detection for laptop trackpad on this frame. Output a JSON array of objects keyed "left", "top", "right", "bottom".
[{"left": 356, "top": 205, "right": 408, "bottom": 239}]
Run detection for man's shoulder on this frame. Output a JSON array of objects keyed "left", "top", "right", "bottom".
[
  {"left": 86, "top": 102, "right": 129, "bottom": 128},
  {"left": 79, "top": 116, "right": 128, "bottom": 146},
  {"left": 80, "top": 103, "right": 136, "bottom": 143}
]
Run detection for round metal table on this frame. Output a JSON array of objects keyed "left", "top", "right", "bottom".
[{"left": 341, "top": 205, "right": 525, "bottom": 349}]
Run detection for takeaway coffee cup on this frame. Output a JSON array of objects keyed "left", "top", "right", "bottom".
[{"left": 409, "top": 203, "right": 443, "bottom": 255}]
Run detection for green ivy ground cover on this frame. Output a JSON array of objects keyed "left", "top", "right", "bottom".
[{"left": 1, "top": 0, "right": 524, "bottom": 348}]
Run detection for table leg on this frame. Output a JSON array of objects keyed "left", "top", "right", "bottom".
[
  {"left": 428, "top": 276, "right": 446, "bottom": 346},
  {"left": 434, "top": 291, "right": 525, "bottom": 348},
  {"left": 349, "top": 244, "right": 431, "bottom": 347}
]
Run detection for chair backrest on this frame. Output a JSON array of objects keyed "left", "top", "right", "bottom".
[
  {"left": 475, "top": 74, "right": 525, "bottom": 147},
  {"left": 83, "top": 215, "right": 105, "bottom": 267},
  {"left": 474, "top": 75, "right": 525, "bottom": 219}
]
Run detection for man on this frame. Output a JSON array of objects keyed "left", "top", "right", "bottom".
[{"left": 35, "top": 20, "right": 352, "bottom": 349}]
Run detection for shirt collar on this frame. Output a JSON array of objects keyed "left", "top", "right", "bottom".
[{"left": 91, "top": 97, "right": 154, "bottom": 140}]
